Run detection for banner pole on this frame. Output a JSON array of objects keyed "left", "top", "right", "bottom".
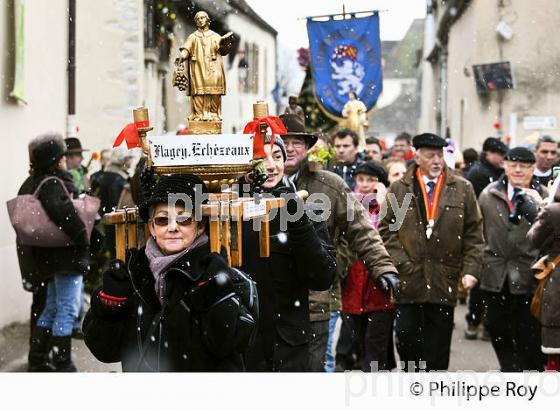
[{"left": 298, "top": 9, "right": 386, "bottom": 21}]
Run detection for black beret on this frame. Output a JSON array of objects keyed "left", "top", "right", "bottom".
[
  {"left": 354, "top": 161, "right": 389, "bottom": 187},
  {"left": 139, "top": 174, "right": 208, "bottom": 222},
  {"left": 412, "top": 133, "right": 448, "bottom": 150},
  {"left": 482, "top": 137, "right": 507, "bottom": 155},
  {"left": 504, "top": 147, "right": 536, "bottom": 164}
]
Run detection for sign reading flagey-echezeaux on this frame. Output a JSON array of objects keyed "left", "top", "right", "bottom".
[{"left": 148, "top": 134, "right": 254, "bottom": 166}]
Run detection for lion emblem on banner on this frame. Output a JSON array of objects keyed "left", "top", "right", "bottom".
[{"left": 330, "top": 44, "right": 365, "bottom": 96}]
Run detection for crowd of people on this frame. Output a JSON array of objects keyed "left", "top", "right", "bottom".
[
  {"left": 324, "top": 128, "right": 560, "bottom": 372},
  {"left": 13, "top": 117, "right": 560, "bottom": 373}
]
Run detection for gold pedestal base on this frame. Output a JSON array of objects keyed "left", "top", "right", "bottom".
[
  {"left": 189, "top": 120, "right": 222, "bottom": 134},
  {"left": 153, "top": 163, "right": 253, "bottom": 192}
]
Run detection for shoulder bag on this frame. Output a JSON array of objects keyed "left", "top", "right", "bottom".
[{"left": 7, "top": 176, "right": 100, "bottom": 247}]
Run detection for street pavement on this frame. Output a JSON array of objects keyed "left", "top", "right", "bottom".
[{"left": 0, "top": 303, "right": 497, "bottom": 372}]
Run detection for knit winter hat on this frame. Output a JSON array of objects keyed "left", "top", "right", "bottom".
[
  {"left": 139, "top": 174, "right": 208, "bottom": 222},
  {"left": 29, "top": 133, "right": 67, "bottom": 171},
  {"left": 264, "top": 134, "right": 287, "bottom": 161}
]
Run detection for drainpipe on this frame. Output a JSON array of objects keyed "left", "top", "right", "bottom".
[
  {"left": 419, "top": 0, "right": 436, "bottom": 133},
  {"left": 425, "top": 0, "right": 435, "bottom": 53},
  {"left": 439, "top": 47, "right": 447, "bottom": 138},
  {"left": 67, "top": 0, "right": 78, "bottom": 138}
]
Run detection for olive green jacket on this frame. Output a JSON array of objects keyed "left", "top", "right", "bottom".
[
  {"left": 295, "top": 160, "right": 397, "bottom": 321},
  {"left": 478, "top": 177, "right": 545, "bottom": 295},
  {"left": 378, "top": 165, "right": 484, "bottom": 306}
]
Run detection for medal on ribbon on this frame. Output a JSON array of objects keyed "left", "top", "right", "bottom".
[{"left": 416, "top": 169, "right": 445, "bottom": 239}]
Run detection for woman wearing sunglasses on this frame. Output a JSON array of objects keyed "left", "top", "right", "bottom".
[{"left": 83, "top": 174, "right": 258, "bottom": 371}]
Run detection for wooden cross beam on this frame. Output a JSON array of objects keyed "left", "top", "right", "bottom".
[{"left": 102, "top": 194, "right": 301, "bottom": 267}]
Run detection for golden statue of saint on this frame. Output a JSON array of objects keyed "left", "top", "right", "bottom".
[
  {"left": 174, "top": 11, "right": 233, "bottom": 122},
  {"left": 341, "top": 91, "right": 368, "bottom": 150}
]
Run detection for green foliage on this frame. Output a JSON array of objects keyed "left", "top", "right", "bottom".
[{"left": 307, "top": 144, "right": 335, "bottom": 166}]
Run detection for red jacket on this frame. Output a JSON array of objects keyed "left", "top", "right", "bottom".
[
  {"left": 341, "top": 196, "right": 394, "bottom": 314},
  {"left": 392, "top": 148, "right": 415, "bottom": 162}
]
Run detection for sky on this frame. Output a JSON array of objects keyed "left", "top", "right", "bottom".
[{"left": 245, "top": 0, "right": 427, "bottom": 49}]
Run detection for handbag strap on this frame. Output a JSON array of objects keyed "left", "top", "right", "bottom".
[
  {"left": 33, "top": 176, "right": 72, "bottom": 199},
  {"left": 534, "top": 254, "right": 560, "bottom": 281}
]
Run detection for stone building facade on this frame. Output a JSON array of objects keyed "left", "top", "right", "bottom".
[
  {"left": 0, "top": 0, "right": 69, "bottom": 326},
  {"left": 0, "top": 0, "right": 276, "bottom": 328},
  {"left": 419, "top": 0, "right": 560, "bottom": 150}
]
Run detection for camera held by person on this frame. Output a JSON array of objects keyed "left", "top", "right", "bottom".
[{"left": 509, "top": 189, "right": 540, "bottom": 224}]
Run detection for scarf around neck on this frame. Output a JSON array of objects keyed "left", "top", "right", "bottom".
[{"left": 145, "top": 234, "right": 209, "bottom": 304}]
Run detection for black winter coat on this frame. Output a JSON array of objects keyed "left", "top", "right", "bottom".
[
  {"left": 329, "top": 153, "right": 365, "bottom": 191},
  {"left": 466, "top": 154, "right": 504, "bottom": 197},
  {"left": 91, "top": 169, "right": 128, "bottom": 215},
  {"left": 240, "top": 209, "right": 336, "bottom": 371},
  {"left": 83, "top": 243, "right": 257, "bottom": 372},
  {"left": 16, "top": 171, "right": 89, "bottom": 290}
]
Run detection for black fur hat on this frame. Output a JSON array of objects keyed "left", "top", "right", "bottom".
[
  {"left": 139, "top": 174, "right": 208, "bottom": 222},
  {"left": 29, "top": 133, "right": 67, "bottom": 171}
]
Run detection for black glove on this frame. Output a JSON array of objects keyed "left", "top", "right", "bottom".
[
  {"left": 102, "top": 259, "right": 131, "bottom": 299},
  {"left": 271, "top": 185, "right": 308, "bottom": 228},
  {"left": 378, "top": 272, "right": 401, "bottom": 296},
  {"left": 251, "top": 167, "right": 268, "bottom": 195},
  {"left": 510, "top": 192, "right": 539, "bottom": 224}
]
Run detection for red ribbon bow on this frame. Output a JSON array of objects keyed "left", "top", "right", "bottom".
[
  {"left": 243, "top": 116, "right": 287, "bottom": 158},
  {"left": 113, "top": 120, "right": 150, "bottom": 149}
]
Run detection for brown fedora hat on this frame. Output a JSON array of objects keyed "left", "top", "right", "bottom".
[
  {"left": 279, "top": 114, "right": 318, "bottom": 148},
  {"left": 64, "top": 137, "right": 89, "bottom": 154}
]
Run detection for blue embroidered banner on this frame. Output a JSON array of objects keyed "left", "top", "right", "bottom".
[{"left": 307, "top": 13, "right": 382, "bottom": 118}]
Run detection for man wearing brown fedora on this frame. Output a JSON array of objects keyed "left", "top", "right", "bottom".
[
  {"left": 279, "top": 113, "right": 399, "bottom": 372},
  {"left": 64, "top": 137, "right": 91, "bottom": 339},
  {"left": 64, "top": 137, "right": 90, "bottom": 193}
]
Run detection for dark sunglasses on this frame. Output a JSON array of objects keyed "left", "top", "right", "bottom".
[{"left": 152, "top": 216, "right": 194, "bottom": 227}]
